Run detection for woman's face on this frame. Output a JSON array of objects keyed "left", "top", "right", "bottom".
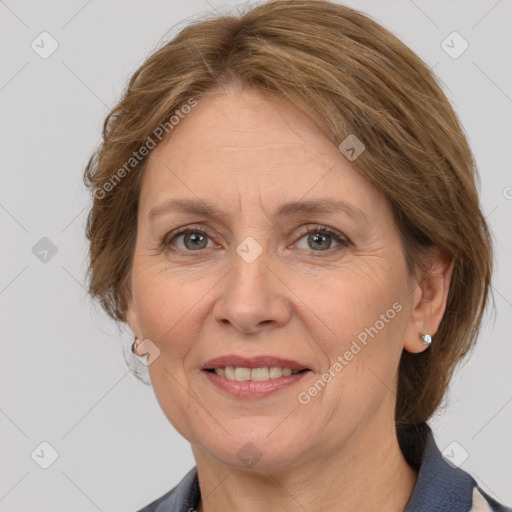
[{"left": 126, "top": 87, "right": 422, "bottom": 471}]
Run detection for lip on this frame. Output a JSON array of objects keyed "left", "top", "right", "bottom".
[
  {"left": 203, "top": 369, "right": 311, "bottom": 399},
  {"left": 201, "top": 355, "right": 309, "bottom": 371}
]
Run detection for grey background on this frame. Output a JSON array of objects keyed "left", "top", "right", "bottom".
[{"left": 1, "top": 0, "right": 511, "bottom": 510}]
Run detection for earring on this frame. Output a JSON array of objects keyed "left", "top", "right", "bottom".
[
  {"left": 420, "top": 333, "right": 432, "bottom": 345},
  {"left": 131, "top": 336, "right": 140, "bottom": 354}
]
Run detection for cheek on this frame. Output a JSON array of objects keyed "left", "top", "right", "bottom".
[
  {"left": 298, "top": 270, "right": 408, "bottom": 406},
  {"left": 131, "top": 265, "right": 203, "bottom": 357},
  {"left": 132, "top": 268, "right": 209, "bottom": 436},
  {"left": 306, "top": 279, "right": 406, "bottom": 416},
  {"left": 302, "top": 266, "right": 403, "bottom": 343}
]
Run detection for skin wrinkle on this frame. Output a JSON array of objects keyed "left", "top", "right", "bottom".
[{"left": 125, "top": 87, "right": 453, "bottom": 512}]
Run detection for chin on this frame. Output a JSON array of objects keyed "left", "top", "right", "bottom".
[{"left": 194, "top": 426, "right": 309, "bottom": 472}]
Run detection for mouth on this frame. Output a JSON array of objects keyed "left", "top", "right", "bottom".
[
  {"left": 200, "top": 355, "right": 312, "bottom": 398},
  {"left": 203, "top": 367, "right": 309, "bottom": 381},
  {"left": 201, "top": 366, "right": 312, "bottom": 399}
]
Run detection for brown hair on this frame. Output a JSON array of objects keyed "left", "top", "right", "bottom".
[{"left": 83, "top": 0, "right": 494, "bottom": 429}]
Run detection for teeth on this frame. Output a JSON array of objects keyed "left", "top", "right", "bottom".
[
  {"left": 234, "top": 367, "right": 251, "bottom": 381},
  {"left": 214, "top": 366, "right": 301, "bottom": 381},
  {"left": 250, "top": 367, "right": 270, "bottom": 381},
  {"left": 269, "top": 366, "right": 282, "bottom": 379}
]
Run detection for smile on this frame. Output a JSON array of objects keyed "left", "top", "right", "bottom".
[
  {"left": 202, "top": 367, "right": 311, "bottom": 398},
  {"left": 208, "top": 366, "right": 306, "bottom": 381}
]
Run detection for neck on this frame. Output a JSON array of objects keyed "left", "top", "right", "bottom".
[{"left": 193, "top": 416, "right": 418, "bottom": 512}]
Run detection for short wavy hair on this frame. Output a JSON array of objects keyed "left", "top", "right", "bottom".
[{"left": 84, "top": 0, "right": 494, "bottom": 431}]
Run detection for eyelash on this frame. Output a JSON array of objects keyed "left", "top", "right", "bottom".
[{"left": 161, "top": 224, "right": 349, "bottom": 257}]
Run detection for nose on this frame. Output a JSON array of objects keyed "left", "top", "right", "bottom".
[{"left": 212, "top": 243, "right": 292, "bottom": 334}]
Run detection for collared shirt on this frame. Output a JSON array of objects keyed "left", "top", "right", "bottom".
[{"left": 137, "top": 422, "right": 511, "bottom": 512}]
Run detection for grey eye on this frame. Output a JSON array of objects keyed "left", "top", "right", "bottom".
[
  {"left": 296, "top": 231, "right": 341, "bottom": 251},
  {"left": 173, "top": 231, "right": 212, "bottom": 251}
]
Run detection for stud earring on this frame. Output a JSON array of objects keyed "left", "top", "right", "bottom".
[{"left": 420, "top": 333, "right": 432, "bottom": 345}]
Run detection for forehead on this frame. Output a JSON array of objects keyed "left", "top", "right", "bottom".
[
  {"left": 140, "top": 88, "right": 384, "bottom": 219},
  {"left": 149, "top": 88, "right": 336, "bottom": 166}
]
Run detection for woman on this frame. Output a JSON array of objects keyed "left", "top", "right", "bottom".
[{"left": 83, "top": 0, "right": 510, "bottom": 510}]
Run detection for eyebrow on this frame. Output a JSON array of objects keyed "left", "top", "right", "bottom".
[{"left": 148, "top": 198, "right": 369, "bottom": 223}]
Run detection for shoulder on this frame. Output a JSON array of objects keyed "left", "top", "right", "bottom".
[
  {"left": 136, "top": 466, "right": 200, "bottom": 512},
  {"left": 401, "top": 422, "right": 511, "bottom": 512},
  {"left": 470, "top": 486, "right": 512, "bottom": 512}
]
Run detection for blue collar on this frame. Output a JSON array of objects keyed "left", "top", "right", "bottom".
[{"left": 403, "top": 422, "right": 475, "bottom": 510}]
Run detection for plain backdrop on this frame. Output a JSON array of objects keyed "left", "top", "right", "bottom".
[{"left": 1, "top": 0, "right": 511, "bottom": 510}]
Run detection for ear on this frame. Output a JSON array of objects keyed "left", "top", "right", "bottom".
[{"left": 403, "top": 247, "right": 454, "bottom": 354}]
